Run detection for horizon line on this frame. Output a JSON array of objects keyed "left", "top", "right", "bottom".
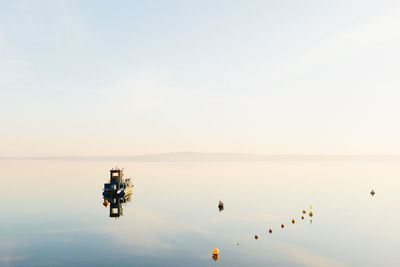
[{"left": 2, "top": 152, "right": 400, "bottom": 161}]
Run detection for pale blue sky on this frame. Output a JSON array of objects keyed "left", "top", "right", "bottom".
[{"left": 1, "top": 1, "right": 400, "bottom": 156}]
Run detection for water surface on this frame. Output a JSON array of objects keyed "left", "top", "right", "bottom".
[{"left": 1, "top": 160, "right": 399, "bottom": 266}]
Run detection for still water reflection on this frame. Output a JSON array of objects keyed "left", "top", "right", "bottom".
[
  {"left": 102, "top": 167, "right": 133, "bottom": 219},
  {"left": 103, "top": 195, "right": 132, "bottom": 218},
  {"left": 1, "top": 160, "right": 400, "bottom": 266}
]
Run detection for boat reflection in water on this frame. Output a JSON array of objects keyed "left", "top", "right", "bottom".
[
  {"left": 104, "top": 194, "right": 132, "bottom": 218},
  {"left": 102, "top": 166, "right": 134, "bottom": 219}
]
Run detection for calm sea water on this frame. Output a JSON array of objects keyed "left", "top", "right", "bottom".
[{"left": 1, "top": 160, "right": 399, "bottom": 266}]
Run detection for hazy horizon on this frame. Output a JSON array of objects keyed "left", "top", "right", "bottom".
[{"left": 3, "top": 151, "right": 400, "bottom": 162}]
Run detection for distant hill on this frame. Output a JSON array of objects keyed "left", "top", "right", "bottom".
[{"left": 2, "top": 152, "right": 400, "bottom": 162}]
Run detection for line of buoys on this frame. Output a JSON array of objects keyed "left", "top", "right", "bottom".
[
  {"left": 213, "top": 201, "right": 317, "bottom": 261},
  {"left": 274, "top": 204, "right": 314, "bottom": 230},
  {"left": 265, "top": 204, "right": 314, "bottom": 242}
]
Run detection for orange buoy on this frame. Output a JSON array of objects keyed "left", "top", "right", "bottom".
[
  {"left": 103, "top": 199, "right": 109, "bottom": 207},
  {"left": 212, "top": 247, "right": 219, "bottom": 255},
  {"left": 255, "top": 234, "right": 259, "bottom": 240},
  {"left": 212, "top": 254, "right": 219, "bottom": 261},
  {"left": 292, "top": 219, "right": 295, "bottom": 224},
  {"left": 281, "top": 224, "right": 284, "bottom": 228},
  {"left": 269, "top": 228, "right": 273, "bottom": 233},
  {"left": 309, "top": 211, "right": 313, "bottom": 217}
]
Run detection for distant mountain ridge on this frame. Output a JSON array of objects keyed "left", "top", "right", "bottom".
[{"left": 2, "top": 152, "right": 400, "bottom": 162}]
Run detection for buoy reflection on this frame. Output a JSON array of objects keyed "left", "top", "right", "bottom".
[{"left": 212, "top": 254, "right": 219, "bottom": 261}]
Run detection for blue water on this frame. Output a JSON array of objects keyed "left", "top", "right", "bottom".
[{"left": 1, "top": 160, "right": 399, "bottom": 266}]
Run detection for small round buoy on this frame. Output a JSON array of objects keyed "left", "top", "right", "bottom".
[
  {"left": 292, "top": 219, "right": 295, "bottom": 224},
  {"left": 302, "top": 210, "right": 306, "bottom": 214},
  {"left": 281, "top": 224, "right": 284, "bottom": 228},
  {"left": 103, "top": 199, "right": 109, "bottom": 207},
  {"left": 370, "top": 189, "right": 375, "bottom": 196},
  {"left": 212, "top": 247, "right": 219, "bottom": 255},
  {"left": 255, "top": 234, "right": 259, "bottom": 240},
  {"left": 301, "top": 216, "right": 304, "bottom": 220},
  {"left": 309, "top": 211, "right": 313, "bottom": 217},
  {"left": 310, "top": 219, "right": 313, "bottom": 224},
  {"left": 212, "top": 254, "right": 219, "bottom": 261},
  {"left": 269, "top": 228, "right": 273, "bottom": 233}
]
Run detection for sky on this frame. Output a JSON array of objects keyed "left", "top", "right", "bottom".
[{"left": 1, "top": 0, "right": 400, "bottom": 157}]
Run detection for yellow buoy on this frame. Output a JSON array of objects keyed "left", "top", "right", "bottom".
[
  {"left": 310, "top": 204, "right": 312, "bottom": 210},
  {"left": 212, "top": 247, "right": 219, "bottom": 255},
  {"left": 292, "top": 219, "right": 295, "bottom": 224},
  {"left": 302, "top": 210, "right": 306, "bottom": 214},
  {"left": 309, "top": 211, "right": 313, "bottom": 217}
]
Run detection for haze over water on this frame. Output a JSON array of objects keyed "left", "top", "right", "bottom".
[{"left": 1, "top": 158, "right": 399, "bottom": 266}]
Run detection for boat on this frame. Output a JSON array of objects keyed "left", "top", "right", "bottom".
[{"left": 103, "top": 166, "right": 134, "bottom": 198}]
